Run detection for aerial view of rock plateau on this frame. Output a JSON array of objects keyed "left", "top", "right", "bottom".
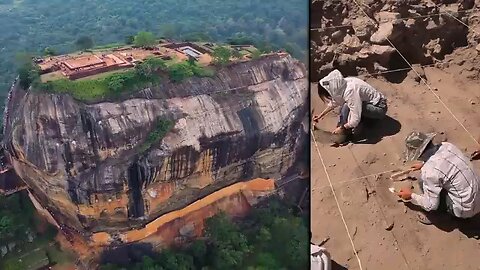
[{"left": 0, "top": 1, "right": 309, "bottom": 269}]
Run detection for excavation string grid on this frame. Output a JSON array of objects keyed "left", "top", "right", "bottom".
[
  {"left": 357, "top": 0, "right": 479, "bottom": 146},
  {"left": 311, "top": 0, "right": 480, "bottom": 269},
  {"left": 312, "top": 168, "right": 398, "bottom": 191},
  {"left": 311, "top": 129, "right": 364, "bottom": 270}
]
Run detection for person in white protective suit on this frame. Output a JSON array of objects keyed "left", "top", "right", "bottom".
[
  {"left": 311, "top": 243, "right": 331, "bottom": 270},
  {"left": 398, "top": 132, "right": 480, "bottom": 224},
  {"left": 313, "top": 69, "right": 388, "bottom": 144},
  {"left": 471, "top": 136, "right": 480, "bottom": 160}
]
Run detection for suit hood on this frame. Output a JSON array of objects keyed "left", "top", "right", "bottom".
[{"left": 319, "top": 69, "right": 347, "bottom": 100}]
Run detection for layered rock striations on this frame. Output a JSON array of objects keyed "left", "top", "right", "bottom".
[{"left": 2, "top": 54, "right": 308, "bottom": 242}]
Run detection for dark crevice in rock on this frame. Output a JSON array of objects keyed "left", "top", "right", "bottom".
[
  {"left": 80, "top": 110, "right": 99, "bottom": 158},
  {"left": 127, "top": 162, "right": 145, "bottom": 218}
]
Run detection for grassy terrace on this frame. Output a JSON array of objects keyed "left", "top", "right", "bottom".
[
  {"left": 17, "top": 39, "right": 263, "bottom": 102},
  {"left": 31, "top": 57, "right": 216, "bottom": 102}
]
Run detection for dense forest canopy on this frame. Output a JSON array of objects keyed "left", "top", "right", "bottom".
[
  {"left": 100, "top": 198, "right": 309, "bottom": 270},
  {"left": 0, "top": 0, "right": 308, "bottom": 101}
]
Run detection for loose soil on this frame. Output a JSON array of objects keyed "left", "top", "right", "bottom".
[
  {"left": 311, "top": 43, "right": 480, "bottom": 270},
  {"left": 311, "top": 1, "right": 480, "bottom": 268}
]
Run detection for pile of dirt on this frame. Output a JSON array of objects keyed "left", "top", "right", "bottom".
[{"left": 310, "top": 0, "right": 480, "bottom": 81}]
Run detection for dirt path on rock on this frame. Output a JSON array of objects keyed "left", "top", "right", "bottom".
[{"left": 311, "top": 65, "right": 480, "bottom": 269}]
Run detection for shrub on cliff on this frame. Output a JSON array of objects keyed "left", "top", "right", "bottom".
[
  {"left": 168, "top": 62, "right": 194, "bottom": 82},
  {"left": 16, "top": 53, "right": 40, "bottom": 90},
  {"left": 135, "top": 57, "right": 167, "bottom": 79},
  {"left": 140, "top": 119, "right": 175, "bottom": 153},
  {"left": 168, "top": 62, "right": 214, "bottom": 82},
  {"left": 212, "top": 46, "right": 232, "bottom": 66}
]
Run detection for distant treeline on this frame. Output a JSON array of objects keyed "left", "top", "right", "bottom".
[{"left": 0, "top": 0, "right": 308, "bottom": 101}]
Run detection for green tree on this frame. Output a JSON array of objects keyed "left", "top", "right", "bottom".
[
  {"left": 43, "top": 47, "right": 57, "bottom": 56},
  {"left": 252, "top": 252, "right": 282, "bottom": 270},
  {"left": 18, "top": 61, "right": 40, "bottom": 89},
  {"left": 106, "top": 74, "right": 126, "bottom": 93},
  {"left": 268, "top": 217, "right": 309, "bottom": 269},
  {"left": 205, "top": 213, "right": 250, "bottom": 269},
  {"left": 158, "top": 24, "right": 177, "bottom": 39},
  {"left": 125, "top": 35, "right": 135, "bottom": 45},
  {"left": 232, "top": 49, "right": 242, "bottom": 59},
  {"left": 135, "top": 57, "right": 166, "bottom": 79},
  {"left": 99, "top": 263, "right": 121, "bottom": 270},
  {"left": 189, "top": 240, "right": 207, "bottom": 268},
  {"left": 139, "top": 256, "right": 158, "bottom": 270},
  {"left": 212, "top": 46, "right": 232, "bottom": 66},
  {"left": 156, "top": 251, "right": 194, "bottom": 270},
  {"left": 134, "top": 31, "right": 157, "bottom": 48},
  {"left": 75, "top": 36, "right": 94, "bottom": 50},
  {"left": 0, "top": 216, "right": 14, "bottom": 241},
  {"left": 168, "top": 62, "right": 194, "bottom": 82},
  {"left": 251, "top": 49, "right": 262, "bottom": 60},
  {"left": 227, "top": 33, "right": 255, "bottom": 45},
  {"left": 3, "top": 260, "right": 24, "bottom": 270}
]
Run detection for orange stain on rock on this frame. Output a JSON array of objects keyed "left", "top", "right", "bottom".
[{"left": 91, "top": 178, "right": 275, "bottom": 246}]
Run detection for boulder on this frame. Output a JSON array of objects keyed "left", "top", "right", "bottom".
[
  {"left": 476, "top": 44, "right": 480, "bottom": 52},
  {"left": 426, "top": 19, "right": 440, "bottom": 31},
  {"left": 425, "top": 38, "right": 443, "bottom": 57},
  {"left": 358, "top": 45, "right": 396, "bottom": 66},
  {"left": 331, "top": 30, "right": 345, "bottom": 41},
  {"left": 375, "top": 12, "right": 401, "bottom": 23},
  {"left": 342, "top": 34, "right": 363, "bottom": 53},
  {"left": 405, "top": 18, "right": 416, "bottom": 28},
  {"left": 179, "top": 223, "right": 195, "bottom": 237},
  {"left": 361, "top": 45, "right": 396, "bottom": 56},
  {"left": 408, "top": 64, "right": 427, "bottom": 82},
  {"left": 352, "top": 17, "right": 375, "bottom": 39},
  {"left": 370, "top": 22, "right": 395, "bottom": 44}
]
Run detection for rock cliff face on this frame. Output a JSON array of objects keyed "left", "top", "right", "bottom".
[{"left": 2, "top": 54, "right": 308, "bottom": 237}]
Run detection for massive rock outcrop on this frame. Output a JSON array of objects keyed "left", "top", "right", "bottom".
[
  {"left": 2, "top": 54, "right": 308, "bottom": 242},
  {"left": 311, "top": 0, "right": 480, "bottom": 81}
]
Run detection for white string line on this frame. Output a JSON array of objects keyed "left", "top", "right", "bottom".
[
  {"left": 435, "top": 4, "right": 480, "bottom": 36},
  {"left": 312, "top": 54, "right": 447, "bottom": 78},
  {"left": 353, "top": 1, "right": 480, "bottom": 146},
  {"left": 311, "top": 128, "right": 364, "bottom": 270},
  {"left": 312, "top": 168, "right": 397, "bottom": 191},
  {"left": 385, "top": 39, "right": 480, "bottom": 146},
  {"left": 347, "top": 146, "right": 412, "bottom": 270},
  {"left": 357, "top": 62, "right": 441, "bottom": 77},
  {"left": 347, "top": 2, "right": 431, "bottom": 270},
  {"left": 310, "top": 7, "right": 480, "bottom": 31}
]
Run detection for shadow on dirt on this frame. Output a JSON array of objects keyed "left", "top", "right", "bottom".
[
  {"left": 353, "top": 115, "right": 402, "bottom": 145},
  {"left": 313, "top": 115, "right": 401, "bottom": 147},
  {"left": 406, "top": 204, "right": 480, "bottom": 240},
  {"left": 332, "top": 260, "right": 349, "bottom": 270}
]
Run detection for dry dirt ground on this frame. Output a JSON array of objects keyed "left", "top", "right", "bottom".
[{"left": 311, "top": 58, "right": 480, "bottom": 269}]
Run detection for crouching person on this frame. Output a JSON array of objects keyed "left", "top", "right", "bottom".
[
  {"left": 398, "top": 132, "right": 480, "bottom": 224},
  {"left": 311, "top": 243, "right": 331, "bottom": 270},
  {"left": 313, "top": 69, "right": 388, "bottom": 144}
]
